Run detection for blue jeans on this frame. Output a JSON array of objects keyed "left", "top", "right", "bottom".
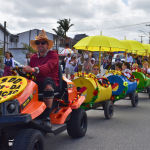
[{"left": 103, "top": 64, "right": 106, "bottom": 69}]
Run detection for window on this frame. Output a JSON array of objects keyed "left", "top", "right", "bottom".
[{"left": 11, "top": 38, "right": 13, "bottom": 42}]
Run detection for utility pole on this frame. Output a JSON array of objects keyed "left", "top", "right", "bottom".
[
  {"left": 3, "top": 21, "right": 6, "bottom": 54},
  {"left": 139, "top": 35, "right": 145, "bottom": 43},
  {"left": 146, "top": 24, "right": 150, "bottom": 44}
]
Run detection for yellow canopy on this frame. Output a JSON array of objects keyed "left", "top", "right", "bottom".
[
  {"left": 126, "top": 43, "right": 150, "bottom": 56},
  {"left": 120, "top": 40, "right": 146, "bottom": 52},
  {"left": 74, "top": 35, "right": 127, "bottom": 51}
]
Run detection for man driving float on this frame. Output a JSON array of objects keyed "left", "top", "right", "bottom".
[{"left": 23, "top": 30, "right": 59, "bottom": 128}]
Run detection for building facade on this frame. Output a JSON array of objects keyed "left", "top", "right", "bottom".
[{"left": 0, "top": 23, "right": 10, "bottom": 53}]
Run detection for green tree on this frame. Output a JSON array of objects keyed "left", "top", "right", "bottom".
[
  {"left": 54, "top": 19, "right": 74, "bottom": 38},
  {"left": 21, "top": 43, "right": 36, "bottom": 54},
  {"left": 52, "top": 26, "right": 64, "bottom": 37}
]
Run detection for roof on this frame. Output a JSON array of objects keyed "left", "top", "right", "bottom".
[{"left": 74, "top": 34, "right": 88, "bottom": 41}]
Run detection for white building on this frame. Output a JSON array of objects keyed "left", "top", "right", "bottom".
[
  {"left": 0, "top": 23, "right": 10, "bottom": 52},
  {"left": 9, "top": 29, "right": 66, "bottom": 64},
  {"left": 9, "top": 29, "right": 53, "bottom": 49}
]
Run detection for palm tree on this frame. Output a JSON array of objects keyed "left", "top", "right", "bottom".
[
  {"left": 52, "top": 26, "right": 64, "bottom": 37},
  {"left": 57, "top": 19, "right": 74, "bottom": 38}
]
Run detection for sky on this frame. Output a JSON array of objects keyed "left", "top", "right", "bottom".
[{"left": 1, "top": 0, "right": 150, "bottom": 43}]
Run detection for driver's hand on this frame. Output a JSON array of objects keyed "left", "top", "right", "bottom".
[{"left": 23, "top": 65, "right": 33, "bottom": 73}]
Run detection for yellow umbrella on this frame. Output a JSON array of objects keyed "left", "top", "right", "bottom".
[
  {"left": 120, "top": 40, "right": 146, "bottom": 53},
  {"left": 74, "top": 35, "right": 127, "bottom": 71},
  {"left": 120, "top": 40, "right": 147, "bottom": 60},
  {"left": 142, "top": 44, "right": 150, "bottom": 56},
  {"left": 74, "top": 35, "right": 127, "bottom": 52}
]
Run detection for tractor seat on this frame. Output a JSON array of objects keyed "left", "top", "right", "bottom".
[{"left": 38, "top": 63, "right": 63, "bottom": 99}]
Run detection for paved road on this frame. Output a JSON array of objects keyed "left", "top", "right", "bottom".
[
  {"left": 44, "top": 68, "right": 150, "bottom": 150},
  {"left": 44, "top": 93, "right": 150, "bottom": 150}
]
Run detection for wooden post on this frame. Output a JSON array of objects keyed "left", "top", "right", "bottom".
[
  {"left": 3, "top": 21, "right": 6, "bottom": 54},
  {"left": 99, "top": 47, "right": 101, "bottom": 73}
]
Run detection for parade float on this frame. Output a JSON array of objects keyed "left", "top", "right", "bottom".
[
  {"left": 73, "top": 72, "right": 114, "bottom": 119},
  {"left": 0, "top": 66, "right": 87, "bottom": 150},
  {"left": 132, "top": 70, "right": 150, "bottom": 98},
  {"left": 106, "top": 70, "right": 139, "bottom": 107},
  {"left": 73, "top": 35, "right": 128, "bottom": 119}
]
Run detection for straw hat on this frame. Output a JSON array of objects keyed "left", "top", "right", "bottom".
[{"left": 30, "top": 29, "right": 53, "bottom": 51}]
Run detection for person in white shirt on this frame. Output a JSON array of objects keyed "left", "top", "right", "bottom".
[
  {"left": 122, "top": 62, "right": 132, "bottom": 78},
  {"left": 64, "top": 53, "right": 71, "bottom": 78},
  {"left": 126, "top": 53, "right": 133, "bottom": 65}
]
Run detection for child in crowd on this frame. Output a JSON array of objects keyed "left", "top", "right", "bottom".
[
  {"left": 122, "top": 62, "right": 132, "bottom": 78},
  {"left": 141, "top": 61, "right": 150, "bottom": 74},
  {"left": 132, "top": 63, "right": 138, "bottom": 72},
  {"left": 115, "top": 63, "right": 122, "bottom": 71},
  {"left": 92, "top": 65, "right": 101, "bottom": 78}
]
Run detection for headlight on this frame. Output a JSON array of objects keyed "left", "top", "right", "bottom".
[
  {"left": 7, "top": 103, "right": 16, "bottom": 113},
  {"left": 1, "top": 99, "right": 20, "bottom": 116}
]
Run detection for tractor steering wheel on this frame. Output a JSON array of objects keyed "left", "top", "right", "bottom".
[{"left": 11, "top": 66, "right": 36, "bottom": 81}]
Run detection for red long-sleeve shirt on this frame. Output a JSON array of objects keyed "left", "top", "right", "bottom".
[{"left": 30, "top": 51, "right": 59, "bottom": 86}]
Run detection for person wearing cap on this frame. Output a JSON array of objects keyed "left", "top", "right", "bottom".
[
  {"left": 91, "top": 58, "right": 95, "bottom": 66},
  {"left": 23, "top": 30, "right": 59, "bottom": 128}
]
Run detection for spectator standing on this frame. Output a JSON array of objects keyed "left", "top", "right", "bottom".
[
  {"left": 61, "top": 58, "right": 65, "bottom": 74},
  {"left": 69, "top": 56, "right": 77, "bottom": 79},
  {"left": 135, "top": 57, "right": 140, "bottom": 68},
  {"left": 24, "top": 52, "right": 31, "bottom": 66},
  {"left": 139, "top": 57, "right": 142, "bottom": 68},
  {"left": 103, "top": 58, "right": 107, "bottom": 69},
  {"left": 77, "top": 54, "right": 84, "bottom": 72},
  {"left": 126, "top": 53, "right": 133, "bottom": 65},
  {"left": 3, "top": 51, "right": 14, "bottom": 76},
  {"left": 91, "top": 58, "right": 95, "bottom": 66},
  {"left": 82, "top": 50, "right": 92, "bottom": 74},
  {"left": 144, "top": 56, "right": 148, "bottom": 61},
  {"left": 64, "top": 53, "right": 71, "bottom": 78}
]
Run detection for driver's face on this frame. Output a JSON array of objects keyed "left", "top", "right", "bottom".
[{"left": 37, "top": 40, "right": 48, "bottom": 53}]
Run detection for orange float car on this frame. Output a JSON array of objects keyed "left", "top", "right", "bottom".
[{"left": 0, "top": 66, "right": 87, "bottom": 150}]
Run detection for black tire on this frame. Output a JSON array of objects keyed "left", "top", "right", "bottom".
[
  {"left": 131, "top": 92, "right": 139, "bottom": 107},
  {"left": 104, "top": 101, "right": 114, "bottom": 119},
  {"left": 12, "top": 129, "right": 44, "bottom": 150},
  {"left": 147, "top": 88, "right": 150, "bottom": 99},
  {"left": 67, "top": 108, "right": 87, "bottom": 138}
]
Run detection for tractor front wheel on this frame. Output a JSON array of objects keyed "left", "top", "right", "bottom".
[
  {"left": 67, "top": 108, "right": 87, "bottom": 138},
  {"left": 12, "top": 129, "right": 44, "bottom": 150}
]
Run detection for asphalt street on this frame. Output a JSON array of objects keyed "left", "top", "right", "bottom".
[{"left": 44, "top": 68, "right": 150, "bottom": 150}]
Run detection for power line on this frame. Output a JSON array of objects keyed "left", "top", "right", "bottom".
[{"left": 67, "top": 21, "right": 150, "bottom": 32}]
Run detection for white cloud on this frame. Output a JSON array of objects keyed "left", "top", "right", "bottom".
[{"left": 0, "top": 0, "right": 150, "bottom": 43}]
